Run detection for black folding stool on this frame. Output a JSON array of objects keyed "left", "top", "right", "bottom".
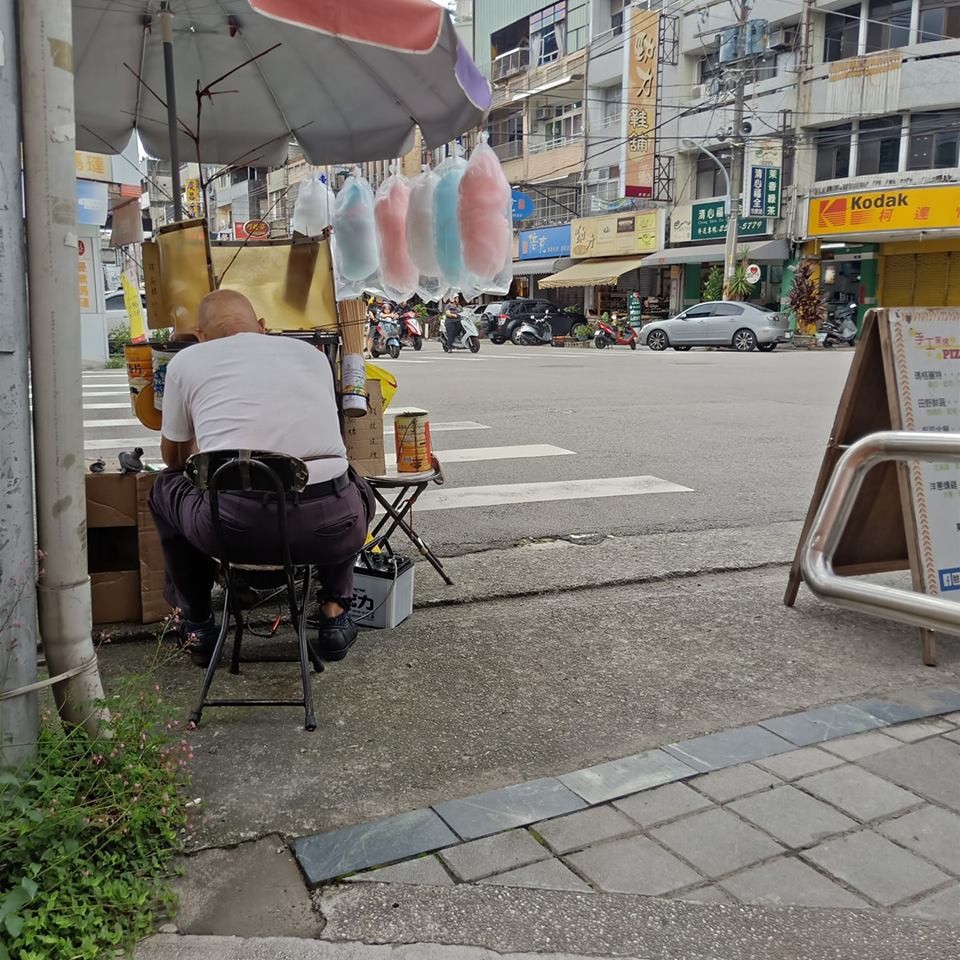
[{"left": 185, "top": 450, "right": 321, "bottom": 731}]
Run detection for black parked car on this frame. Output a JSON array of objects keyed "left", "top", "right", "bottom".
[{"left": 488, "top": 299, "right": 583, "bottom": 343}]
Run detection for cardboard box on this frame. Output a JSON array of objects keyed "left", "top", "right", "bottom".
[
  {"left": 344, "top": 379, "right": 386, "bottom": 477},
  {"left": 86, "top": 472, "right": 170, "bottom": 624}
]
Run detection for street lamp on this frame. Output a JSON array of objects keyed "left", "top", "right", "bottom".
[{"left": 681, "top": 137, "right": 738, "bottom": 301}]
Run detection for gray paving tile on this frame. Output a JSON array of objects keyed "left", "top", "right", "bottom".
[
  {"left": 945, "top": 729, "right": 960, "bottom": 744},
  {"left": 613, "top": 781, "right": 714, "bottom": 827},
  {"left": 720, "top": 858, "right": 869, "bottom": 910},
  {"left": 533, "top": 805, "right": 637, "bottom": 855},
  {"left": 877, "top": 805, "right": 960, "bottom": 874},
  {"left": 899, "top": 883, "right": 960, "bottom": 922},
  {"left": 565, "top": 835, "right": 701, "bottom": 895},
  {"left": 293, "top": 808, "right": 458, "bottom": 885},
  {"left": 673, "top": 885, "right": 733, "bottom": 904},
  {"left": 760, "top": 704, "right": 886, "bottom": 747},
  {"left": 797, "top": 765, "right": 923, "bottom": 822},
  {"left": 850, "top": 688, "right": 960, "bottom": 725},
  {"left": 664, "top": 725, "right": 794, "bottom": 773},
  {"left": 820, "top": 731, "right": 900, "bottom": 761},
  {"left": 756, "top": 747, "right": 845, "bottom": 781},
  {"left": 433, "top": 778, "right": 586, "bottom": 841},
  {"left": 943, "top": 712, "right": 960, "bottom": 724},
  {"left": 650, "top": 807, "right": 783, "bottom": 879},
  {"left": 802, "top": 830, "right": 950, "bottom": 906},
  {"left": 438, "top": 829, "right": 550, "bottom": 882},
  {"left": 883, "top": 719, "right": 955, "bottom": 742},
  {"left": 690, "top": 764, "right": 782, "bottom": 803},
  {"left": 728, "top": 785, "right": 857, "bottom": 849},
  {"left": 349, "top": 856, "right": 454, "bottom": 886},
  {"left": 860, "top": 738, "right": 960, "bottom": 813},
  {"left": 479, "top": 858, "right": 593, "bottom": 893},
  {"left": 558, "top": 749, "right": 697, "bottom": 805}
]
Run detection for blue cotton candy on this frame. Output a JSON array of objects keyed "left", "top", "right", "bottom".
[
  {"left": 432, "top": 157, "right": 467, "bottom": 290},
  {"left": 333, "top": 177, "right": 379, "bottom": 286}
]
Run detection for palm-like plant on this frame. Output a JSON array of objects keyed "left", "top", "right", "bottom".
[
  {"left": 787, "top": 261, "right": 826, "bottom": 336},
  {"left": 702, "top": 265, "right": 724, "bottom": 301}
]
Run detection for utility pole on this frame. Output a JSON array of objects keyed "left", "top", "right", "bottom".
[
  {"left": 723, "top": 0, "right": 751, "bottom": 299},
  {"left": 0, "top": 0, "right": 39, "bottom": 766},
  {"left": 19, "top": 0, "right": 108, "bottom": 735}
]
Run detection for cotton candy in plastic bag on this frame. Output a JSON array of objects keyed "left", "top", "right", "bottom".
[
  {"left": 432, "top": 150, "right": 468, "bottom": 294},
  {"left": 459, "top": 134, "right": 512, "bottom": 294},
  {"left": 332, "top": 170, "right": 379, "bottom": 298},
  {"left": 374, "top": 165, "right": 418, "bottom": 303},
  {"left": 291, "top": 176, "right": 336, "bottom": 237},
  {"left": 406, "top": 166, "right": 443, "bottom": 302}
]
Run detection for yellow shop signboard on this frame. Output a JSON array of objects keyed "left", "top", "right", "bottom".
[
  {"left": 808, "top": 185, "right": 960, "bottom": 236},
  {"left": 570, "top": 211, "right": 662, "bottom": 258}
]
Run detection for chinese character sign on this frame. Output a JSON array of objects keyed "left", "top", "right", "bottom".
[
  {"left": 185, "top": 178, "right": 202, "bottom": 218},
  {"left": 888, "top": 310, "right": 960, "bottom": 600},
  {"left": 623, "top": 10, "right": 660, "bottom": 200},
  {"left": 77, "top": 238, "right": 95, "bottom": 313},
  {"left": 747, "top": 167, "right": 781, "bottom": 219},
  {"left": 690, "top": 201, "right": 769, "bottom": 241}
]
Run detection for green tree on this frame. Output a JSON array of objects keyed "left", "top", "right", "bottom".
[
  {"left": 787, "top": 261, "right": 826, "bottom": 336},
  {"left": 701, "top": 265, "right": 724, "bottom": 301}
]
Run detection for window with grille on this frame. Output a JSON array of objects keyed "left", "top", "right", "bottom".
[
  {"left": 814, "top": 124, "right": 852, "bottom": 181},
  {"left": 919, "top": 0, "right": 960, "bottom": 41},
  {"left": 531, "top": 2, "right": 567, "bottom": 65},
  {"left": 529, "top": 188, "right": 580, "bottom": 226},
  {"left": 857, "top": 116, "right": 902, "bottom": 175},
  {"left": 908, "top": 110, "right": 960, "bottom": 169}
]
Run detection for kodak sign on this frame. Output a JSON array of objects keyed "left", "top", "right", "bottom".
[{"left": 807, "top": 185, "right": 960, "bottom": 236}]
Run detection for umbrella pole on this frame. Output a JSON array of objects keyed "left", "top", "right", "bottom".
[
  {"left": 18, "top": 0, "right": 107, "bottom": 735},
  {"left": 159, "top": 3, "right": 183, "bottom": 220}
]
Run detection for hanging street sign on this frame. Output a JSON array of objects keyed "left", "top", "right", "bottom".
[
  {"left": 512, "top": 189, "right": 534, "bottom": 222},
  {"left": 748, "top": 165, "right": 781, "bottom": 219}
]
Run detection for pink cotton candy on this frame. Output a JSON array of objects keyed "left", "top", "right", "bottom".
[
  {"left": 458, "top": 142, "right": 511, "bottom": 280},
  {"left": 374, "top": 175, "right": 418, "bottom": 299}
]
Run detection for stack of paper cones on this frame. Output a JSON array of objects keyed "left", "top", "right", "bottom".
[{"left": 338, "top": 298, "right": 367, "bottom": 355}]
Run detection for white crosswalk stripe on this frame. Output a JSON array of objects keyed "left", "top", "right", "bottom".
[{"left": 80, "top": 368, "right": 692, "bottom": 509}]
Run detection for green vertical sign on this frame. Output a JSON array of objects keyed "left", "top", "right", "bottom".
[{"left": 691, "top": 200, "right": 770, "bottom": 241}]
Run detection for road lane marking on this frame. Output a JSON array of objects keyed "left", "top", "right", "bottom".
[
  {"left": 412, "top": 476, "right": 692, "bottom": 512},
  {"left": 385, "top": 444, "right": 574, "bottom": 467}
]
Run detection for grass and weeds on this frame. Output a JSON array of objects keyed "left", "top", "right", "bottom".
[{"left": 0, "top": 643, "right": 193, "bottom": 959}]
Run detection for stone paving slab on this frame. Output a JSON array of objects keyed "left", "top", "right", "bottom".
[
  {"left": 861, "top": 738, "right": 960, "bottom": 812},
  {"left": 728, "top": 785, "right": 857, "bottom": 849},
  {"left": 820, "top": 731, "right": 901, "bottom": 761},
  {"left": 478, "top": 859, "right": 592, "bottom": 894},
  {"left": 760, "top": 704, "right": 886, "bottom": 747},
  {"left": 565, "top": 835, "right": 701, "bottom": 895},
  {"left": 664, "top": 725, "right": 795, "bottom": 773},
  {"left": 612, "top": 782, "right": 713, "bottom": 827},
  {"left": 900, "top": 884, "right": 960, "bottom": 922},
  {"left": 557, "top": 749, "right": 696, "bottom": 805},
  {"left": 348, "top": 856, "right": 454, "bottom": 887},
  {"left": 718, "top": 858, "right": 869, "bottom": 910},
  {"left": 755, "top": 746, "right": 844, "bottom": 780},
  {"left": 532, "top": 805, "right": 636, "bottom": 855},
  {"left": 439, "top": 830, "right": 550, "bottom": 882},
  {"left": 802, "top": 830, "right": 951, "bottom": 907},
  {"left": 688, "top": 763, "right": 782, "bottom": 803},
  {"left": 797, "top": 766, "right": 923, "bottom": 822},
  {"left": 877, "top": 806, "right": 960, "bottom": 874}
]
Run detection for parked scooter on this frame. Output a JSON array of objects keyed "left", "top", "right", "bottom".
[
  {"left": 511, "top": 315, "right": 552, "bottom": 346},
  {"left": 400, "top": 309, "right": 424, "bottom": 351},
  {"left": 440, "top": 307, "right": 481, "bottom": 354},
  {"left": 371, "top": 310, "right": 402, "bottom": 359},
  {"left": 594, "top": 318, "right": 638, "bottom": 350},
  {"left": 822, "top": 303, "right": 858, "bottom": 348}
]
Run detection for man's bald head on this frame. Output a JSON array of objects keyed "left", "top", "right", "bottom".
[{"left": 196, "top": 290, "right": 265, "bottom": 341}]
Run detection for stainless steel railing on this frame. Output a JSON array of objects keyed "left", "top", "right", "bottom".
[{"left": 800, "top": 431, "right": 960, "bottom": 637}]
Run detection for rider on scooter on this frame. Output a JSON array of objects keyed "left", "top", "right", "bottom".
[{"left": 443, "top": 299, "right": 463, "bottom": 346}]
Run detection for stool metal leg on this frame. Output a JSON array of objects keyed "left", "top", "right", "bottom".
[
  {"left": 296, "top": 566, "right": 317, "bottom": 731},
  {"left": 188, "top": 588, "right": 233, "bottom": 728}
]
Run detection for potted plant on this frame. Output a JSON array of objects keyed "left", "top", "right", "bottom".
[
  {"left": 572, "top": 323, "right": 593, "bottom": 342},
  {"left": 787, "top": 261, "right": 826, "bottom": 347},
  {"left": 702, "top": 265, "right": 724, "bottom": 302},
  {"left": 724, "top": 251, "right": 759, "bottom": 301}
]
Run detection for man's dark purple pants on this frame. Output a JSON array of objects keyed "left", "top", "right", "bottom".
[{"left": 148, "top": 470, "right": 373, "bottom": 623}]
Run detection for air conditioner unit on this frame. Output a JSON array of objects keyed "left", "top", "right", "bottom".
[
  {"left": 534, "top": 106, "right": 552, "bottom": 121},
  {"left": 689, "top": 84, "right": 703, "bottom": 101},
  {"left": 767, "top": 26, "right": 797, "bottom": 51}
]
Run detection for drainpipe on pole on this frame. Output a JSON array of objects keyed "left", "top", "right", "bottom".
[
  {"left": 19, "top": 0, "right": 107, "bottom": 734},
  {"left": 160, "top": 3, "right": 183, "bottom": 221},
  {"left": 0, "top": 0, "right": 39, "bottom": 766}
]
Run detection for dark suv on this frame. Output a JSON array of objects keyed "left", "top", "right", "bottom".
[{"left": 488, "top": 299, "right": 583, "bottom": 343}]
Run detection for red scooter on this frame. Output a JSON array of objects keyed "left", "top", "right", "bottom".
[
  {"left": 400, "top": 310, "right": 424, "bottom": 351},
  {"left": 593, "top": 318, "right": 637, "bottom": 350}
]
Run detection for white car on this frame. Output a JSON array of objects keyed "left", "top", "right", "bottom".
[
  {"left": 105, "top": 289, "right": 148, "bottom": 326},
  {"left": 641, "top": 301, "right": 793, "bottom": 353},
  {"left": 464, "top": 301, "right": 503, "bottom": 336}
]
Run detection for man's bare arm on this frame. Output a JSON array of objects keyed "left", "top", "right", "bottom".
[{"left": 161, "top": 436, "right": 197, "bottom": 471}]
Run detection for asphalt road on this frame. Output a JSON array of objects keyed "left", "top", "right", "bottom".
[{"left": 82, "top": 341, "right": 854, "bottom": 554}]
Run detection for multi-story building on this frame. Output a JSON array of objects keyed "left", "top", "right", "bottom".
[{"left": 482, "top": 0, "right": 960, "bottom": 318}]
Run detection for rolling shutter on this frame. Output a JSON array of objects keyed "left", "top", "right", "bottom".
[
  {"left": 880, "top": 254, "right": 916, "bottom": 307},
  {"left": 916, "top": 252, "right": 950, "bottom": 307},
  {"left": 946, "top": 253, "right": 960, "bottom": 306}
]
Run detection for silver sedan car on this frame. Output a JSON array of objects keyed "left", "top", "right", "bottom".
[{"left": 641, "top": 301, "right": 793, "bottom": 352}]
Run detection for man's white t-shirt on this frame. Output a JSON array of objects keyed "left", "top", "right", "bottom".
[{"left": 161, "top": 333, "right": 348, "bottom": 485}]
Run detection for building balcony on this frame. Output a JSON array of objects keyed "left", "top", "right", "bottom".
[
  {"left": 490, "top": 48, "right": 587, "bottom": 110},
  {"left": 492, "top": 139, "right": 524, "bottom": 162},
  {"left": 528, "top": 134, "right": 584, "bottom": 155},
  {"left": 492, "top": 46, "right": 530, "bottom": 84}
]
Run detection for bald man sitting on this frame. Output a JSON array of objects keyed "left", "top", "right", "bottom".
[{"left": 148, "top": 290, "right": 373, "bottom": 666}]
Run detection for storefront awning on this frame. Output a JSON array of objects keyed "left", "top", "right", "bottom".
[
  {"left": 512, "top": 258, "right": 559, "bottom": 276},
  {"left": 639, "top": 239, "right": 790, "bottom": 268},
  {"left": 537, "top": 255, "right": 649, "bottom": 289}
]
